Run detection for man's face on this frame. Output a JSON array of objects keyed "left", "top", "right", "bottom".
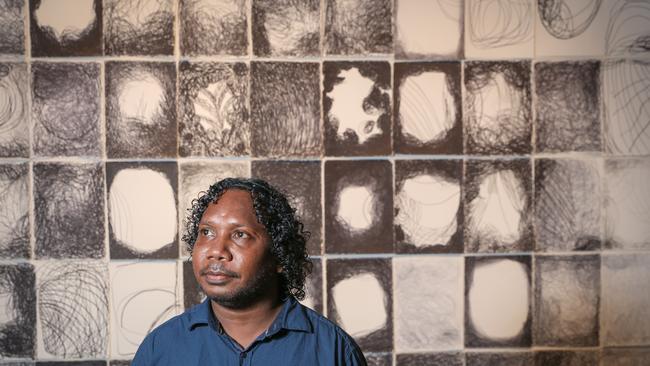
[{"left": 192, "top": 189, "right": 278, "bottom": 308}]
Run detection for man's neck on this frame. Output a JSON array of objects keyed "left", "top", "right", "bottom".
[{"left": 210, "top": 295, "right": 284, "bottom": 350}]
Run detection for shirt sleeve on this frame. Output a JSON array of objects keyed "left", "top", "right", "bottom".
[
  {"left": 131, "top": 333, "right": 154, "bottom": 366},
  {"left": 343, "top": 338, "right": 368, "bottom": 366}
]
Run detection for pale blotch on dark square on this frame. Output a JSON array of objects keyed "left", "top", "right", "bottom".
[
  {"left": 32, "top": 62, "right": 101, "bottom": 157},
  {"left": 34, "top": 163, "right": 105, "bottom": 259},
  {"left": 324, "top": 0, "right": 392, "bottom": 55},
  {"left": 179, "top": 61, "right": 249, "bottom": 157},
  {"left": 104, "top": 0, "right": 174, "bottom": 55},
  {"left": 0, "top": 0, "right": 24, "bottom": 54},
  {"left": 324, "top": 160, "right": 393, "bottom": 254},
  {"left": 252, "top": 0, "right": 319, "bottom": 57},
  {"left": 323, "top": 61, "right": 391, "bottom": 156},
  {"left": 0, "top": 263, "right": 36, "bottom": 359},
  {"left": 0, "top": 163, "right": 29, "bottom": 259},
  {"left": 327, "top": 258, "right": 392, "bottom": 352},
  {"left": 180, "top": 0, "right": 248, "bottom": 56},
  {"left": 0, "top": 63, "right": 29, "bottom": 157},
  {"left": 394, "top": 62, "right": 462, "bottom": 154},
  {"left": 252, "top": 160, "right": 322, "bottom": 255},
  {"left": 105, "top": 61, "right": 177, "bottom": 158},
  {"left": 396, "top": 352, "right": 463, "bottom": 366}
]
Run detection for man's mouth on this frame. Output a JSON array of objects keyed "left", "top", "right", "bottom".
[{"left": 201, "top": 265, "right": 238, "bottom": 284}]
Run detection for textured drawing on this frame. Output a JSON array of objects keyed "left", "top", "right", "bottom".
[
  {"left": 252, "top": 160, "right": 322, "bottom": 255},
  {"left": 0, "top": 0, "right": 24, "bottom": 54},
  {"left": 365, "top": 354, "right": 391, "bottom": 366},
  {"left": 396, "top": 352, "right": 463, "bottom": 366},
  {"left": 107, "top": 162, "right": 178, "bottom": 259},
  {"left": 464, "top": 159, "right": 532, "bottom": 253},
  {"left": 183, "top": 260, "right": 203, "bottom": 310},
  {"left": 324, "top": 61, "right": 391, "bottom": 156},
  {"left": 605, "top": 158, "right": 650, "bottom": 250},
  {"left": 34, "top": 163, "right": 105, "bottom": 259},
  {"left": 250, "top": 62, "right": 320, "bottom": 157},
  {"left": 0, "top": 164, "right": 29, "bottom": 259},
  {"left": 252, "top": 0, "right": 319, "bottom": 56},
  {"left": 606, "top": 0, "right": 650, "bottom": 55},
  {"left": 301, "top": 259, "right": 322, "bottom": 314},
  {"left": 180, "top": 0, "right": 247, "bottom": 56},
  {"left": 104, "top": 0, "right": 174, "bottom": 55},
  {"left": 394, "top": 160, "right": 463, "bottom": 253},
  {"left": 0, "top": 263, "right": 35, "bottom": 358},
  {"left": 538, "top": 0, "right": 602, "bottom": 39},
  {"left": 395, "top": 0, "right": 462, "bottom": 59},
  {"left": 603, "top": 59, "right": 650, "bottom": 155},
  {"left": 36, "top": 261, "right": 108, "bottom": 358},
  {"left": 533, "top": 350, "right": 599, "bottom": 366},
  {"left": 394, "top": 256, "right": 462, "bottom": 352},
  {"left": 602, "top": 347, "right": 650, "bottom": 365},
  {"left": 324, "top": 160, "right": 393, "bottom": 254},
  {"left": 110, "top": 360, "right": 131, "bottom": 366},
  {"left": 324, "top": 0, "right": 391, "bottom": 55},
  {"left": 533, "top": 255, "right": 600, "bottom": 346},
  {"left": 465, "top": 256, "right": 531, "bottom": 347},
  {"left": 110, "top": 261, "right": 180, "bottom": 358},
  {"left": 0, "top": 63, "right": 29, "bottom": 158},
  {"left": 32, "top": 62, "right": 101, "bottom": 157},
  {"left": 37, "top": 362, "right": 105, "bottom": 366},
  {"left": 105, "top": 61, "right": 177, "bottom": 158},
  {"left": 602, "top": 253, "right": 650, "bottom": 346},
  {"left": 327, "top": 259, "right": 392, "bottom": 352},
  {"left": 466, "top": 0, "right": 534, "bottom": 57},
  {"left": 1, "top": 362, "right": 34, "bottom": 366},
  {"left": 534, "top": 158, "right": 602, "bottom": 252},
  {"left": 535, "top": 61, "right": 601, "bottom": 152},
  {"left": 464, "top": 61, "right": 532, "bottom": 154},
  {"left": 29, "top": 0, "right": 102, "bottom": 56},
  {"left": 393, "top": 62, "right": 462, "bottom": 154},
  {"left": 465, "top": 352, "right": 534, "bottom": 366},
  {"left": 179, "top": 62, "right": 249, "bottom": 157}
]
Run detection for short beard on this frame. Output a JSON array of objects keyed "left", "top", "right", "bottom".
[{"left": 209, "top": 259, "right": 279, "bottom": 309}]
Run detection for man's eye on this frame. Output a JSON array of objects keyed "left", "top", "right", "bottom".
[
  {"left": 233, "top": 231, "right": 249, "bottom": 239},
  {"left": 200, "top": 228, "right": 213, "bottom": 237}
]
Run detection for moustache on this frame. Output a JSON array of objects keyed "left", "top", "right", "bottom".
[{"left": 201, "top": 263, "right": 239, "bottom": 278}]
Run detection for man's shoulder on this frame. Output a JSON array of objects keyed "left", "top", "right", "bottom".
[
  {"left": 297, "top": 303, "right": 359, "bottom": 349},
  {"left": 145, "top": 302, "right": 204, "bottom": 340}
]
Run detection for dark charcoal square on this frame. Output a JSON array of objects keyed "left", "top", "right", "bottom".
[
  {"left": 394, "top": 62, "right": 462, "bottom": 154},
  {"left": 104, "top": 0, "right": 174, "bottom": 55},
  {"left": 327, "top": 258, "right": 392, "bottom": 352},
  {"left": 324, "top": 61, "right": 391, "bottom": 156},
  {"left": 183, "top": 260, "right": 203, "bottom": 310},
  {"left": 34, "top": 163, "right": 105, "bottom": 259},
  {"left": 253, "top": 0, "right": 319, "bottom": 57},
  {"left": 36, "top": 362, "right": 106, "bottom": 366},
  {"left": 533, "top": 350, "right": 599, "bottom": 366},
  {"left": 602, "top": 347, "right": 650, "bottom": 366},
  {"left": 250, "top": 62, "right": 321, "bottom": 157},
  {"left": 535, "top": 61, "right": 601, "bottom": 152},
  {"left": 0, "top": 263, "right": 36, "bottom": 358},
  {"left": 179, "top": 61, "right": 249, "bottom": 157},
  {"left": 396, "top": 352, "right": 463, "bottom": 366},
  {"left": 252, "top": 160, "right": 322, "bottom": 255},
  {"left": 324, "top": 160, "right": 393, "bottom": 254},
  {"left": 32, "top": 62, "right": 101, "bottom": 157},
  {"left": 180, "top": 0, "right": 248, "bottom": 56},
  {"left": 106, "top": 61, "right": 177, "bottom": 158},
  {"left": 0, "top": 0, "right": 24, "bottom": 54},
  {"left": 324, "top": 0, "right": 392, "bottom": 55},
  {"left": 0, "top": 63, "right": 30, "bottom": 157},
  {"left": 303, "top": 258, "right": 323, "bottom": 314},
  {"left": 0, "top": 163, "right": 29, "bottom": 259},
  {"left": 365, "top": 353, "right": 391, "bottom": 366},
  {"left": 466, "top": 352, "right": 534, "bottom": 366},
  {"left": 30, "top": 0, "right": 102, "bottom": 57},
  {"left": 395, "top": 159, "right": 463, "bottom": 253}
]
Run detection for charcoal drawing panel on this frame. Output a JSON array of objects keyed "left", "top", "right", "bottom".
[
  {"left": 533, "top": 255, "right": 600, "bottom": 346},
  {"left": 324, "top": 61, "right": 391, "bottom": 156},
  {"left": 1, "top": 362, "right": 34, "bottom": 366},
  {"left": 104, "top": 0, "right": 174, "bottom": 55},
  {"left": 250, "top": 62, "right": 320, "bottom": 157},
  {"left": 32, "top": 62, "right": 101, "bottom": 157},
  {"left": 180, "top": 0, "right": 248, "bottom": 56},
  {"left": 30, "top": 0, "right": 102, "bottom": 57},
  {"left": 535, "top": 158, "right": 602, "bottom": 252},
  {"left": 396, "top": 352, "right": 463, "bottom": 366},
  {"left": 0, "top": 263, "right": 36, "bottom": 358},
  {"left": 602, "top": 347, "right": 650, "bottom": 365},
  {"left": 464, "top": 159, "right": 533, "bottom": 253},
  {"left": 179, "top": 61, "right": 249, "bottom": 157},
  {"left": 252, "top": 160, "right": 322, "bottom": 255},
  {"left": 533, "top": 350, "right": 599, "bottom": 366},
  {"left": 0, "top": 163, "right": 29, "bottom": 259},
  {"left": 394, "top": 159, "right": 463, "bottom": 253},
  {"left": 465, "top": 256, "right": 532, "bottom": 347},
  {"left": 466, "top": 352, "right": 534, "bottom": 366},
  {"left": 105, "top": 61, "right": 177, "bottom": 158},
  {"left": 537, "top": 0, "right": 602, "bottom": 40},
  {"left": 535, "top": 61, "right": 601, "bottom": 152},
  {"left": 107, "top": 161, "right": 178, "bottom": 259},
  {"left": 301, "top": 258, "right": 322, "bottom": 314},
  {"left": 183, "top": 260, "right": 203, "bottom": 309},
  {"left": 327, "top": 258, "right": 392, "bottom": 352},
  {"left": 252, "top": 0, "right": 319, "bottom": 57},
  {"left": 324, "top": 0, "right": 392, "bottom": 55},
  {"left": 464, "top": 61, "right": 532, "bottom": 155},
  {"left": 393, "top": 62, "right": 462, "bottom": 154},
  {"left": 36, "top": 261, "right": 108, "bottom": 358},
  {"left": 606, "top": 0, "right": 650, "bottom": 56},
  {"left": 37, "top": 361, "right": 106, "bottom": 366},
  {"left": 0, "top": 0, "right": 24, "bottom": 54},
  {"left": 0, "top": 63, "right": 29, "bottom": 157},
  {"left": 365, "top": 354, "right": 391, "bottom": 366},
  {"left": 34, "top": 163, "right": 105, "bottom": 259},
  {"left": 324, "top": 160, "right": 393, "bottom": 254},
  {"left": 109, "top": 361, "right": 130, "bottom": 366}
]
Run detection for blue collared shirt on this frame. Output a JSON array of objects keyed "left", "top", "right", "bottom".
[{"left": 132, "top": 297, "right": 367, "bottom": 366}]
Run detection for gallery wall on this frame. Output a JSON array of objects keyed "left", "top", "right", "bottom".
[{"left": 0, "top": 0, "right": 649, "bottom": 365}]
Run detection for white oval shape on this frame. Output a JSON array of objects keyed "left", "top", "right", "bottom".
[
  {"left": 118, "top": 73, "right": 164, "bottom": 125},
  {"left": 35, "top": 0, "right": 95, "bottom": 41},
  {"left": 337, "top": 185, "right": 375, "bottom": 232},
  {"left": 332, "top": 273, "right": 387, "bottom": 337}
]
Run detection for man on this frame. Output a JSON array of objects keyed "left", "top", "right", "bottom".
[{"left": 133, "top": 178, "right": 366, "bottom": 365}]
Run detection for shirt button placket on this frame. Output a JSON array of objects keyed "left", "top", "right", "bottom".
[{"left": 239, "top": 351, "right": 247, "bottom": 366}]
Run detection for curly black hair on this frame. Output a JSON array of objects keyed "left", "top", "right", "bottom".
[{"left": 183, "top": 177, "right": 312, "bottom": 301}]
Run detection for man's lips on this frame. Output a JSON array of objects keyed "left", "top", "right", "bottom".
[{"left": 200, "top": 265, "right": 238, "bottom": 284}]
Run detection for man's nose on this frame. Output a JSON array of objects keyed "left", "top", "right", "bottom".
[{"left": 206, "top": 234, "right": 233, "bottom": 261}]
